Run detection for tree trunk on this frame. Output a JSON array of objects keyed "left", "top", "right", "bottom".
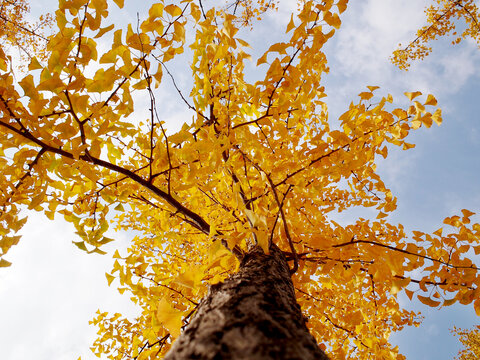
[{"left": 164, "top": 245, "right": 328, "bottom": 360}]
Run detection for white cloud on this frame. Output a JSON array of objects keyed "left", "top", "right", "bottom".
[
  {"left": 324, "top": 0, "right": 480, "bottom": 109},
  {"left": 376, "top": 146, "right": 419, "bottom": 191},
  {"left": 0, "top": 212, "right": 137, "bottom": 360},
  {"left": 266, "top": 0, "right": 298, "bottom": 28},
  {"left": 437, "top": 46, "right": 480, "bottom": 92},
  {"left": 330, "top": 0, "right": 428, "bottom": 78}
]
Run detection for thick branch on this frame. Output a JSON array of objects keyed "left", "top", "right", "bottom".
[{"left": 0, "top": 99, "right": 211, "bottom": 235}]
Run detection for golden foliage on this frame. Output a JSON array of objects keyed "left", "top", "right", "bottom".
[
  {"left": 392, "top": 0, "right": 480, "bottom": 70},
  {"left": 0, "top": 0, "right": 52, "bottom": 65},
  {"left": 453, "top": 325, "right": 480, "bottom": 360},
  {"left": 0, "top": 0, "right": 478, "bottom": 359}
]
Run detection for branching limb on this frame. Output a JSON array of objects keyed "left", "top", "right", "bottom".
[
  {"left": 333, "top": 239, "right": 480, "bottom": 271},
  {"left": 237, "top": 148, "right": 299, "bottom": 273},
  {"left": 0, "top": 101, "right": 212, "bottom": 237}
]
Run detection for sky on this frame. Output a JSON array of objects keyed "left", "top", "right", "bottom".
[{"left": 1, "top": 0, "right": 480, "bottom": 359}]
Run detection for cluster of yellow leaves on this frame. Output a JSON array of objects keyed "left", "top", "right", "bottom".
[
  {"left": 0, "top": 0, "right": 191, "bottom": 262},
  {"left": 392, "top": 0, "right": 480, "bottom": 70},
  {"left": 0, "top": 0, "right": 52, "bottom": 68},
  {"left": 0, "top": 0, "right": 479, "bottom": 359},
  {"left": 227, "top": 0, "right": 279, "bottom": 26},
  {"left": 453, "top": 325, "right": 480, "bottom": 360}
]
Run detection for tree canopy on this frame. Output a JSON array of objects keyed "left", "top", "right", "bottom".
[
  {"left": 392, "top": 0, "right": 480, "bottom": 69},
  {"left": 0, "top": 0, "right": 52, "bottom": 66},
  {"left": 454, "top": 325, "right": 480, "bottom": 360},
  {"left": 0, "top": 0, "right": 479, "bottom": 359}
]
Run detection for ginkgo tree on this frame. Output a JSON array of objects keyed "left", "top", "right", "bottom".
[
  {"left": 453, "top": 325, "right": 480, "bottom": 360},
  {"left": 0, "top": 0, "right": 52, "bottom": 65},
  {"left": 392, "top": 0, "right": 480, "bottom": 69},
  {"left": 1, "top": 0, "right": 479, "bottom": 359}
]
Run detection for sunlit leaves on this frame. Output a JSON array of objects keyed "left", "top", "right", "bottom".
[
  {"left": 337, "top": 0, "right": 348, "bottom": 14},
  {"left": 0, "top": 0, "right": 52, "bottom": 68},
  {"left": 392, "top": 0, "right": 480, "bottom": 70},
  {"left": 418, "top": 294, "right": 441, "bottom": 307},
  {"left": 156, "top": 297, "right": 183, "bottom": 338},
  {"left": 453, "top": 325, "right": 480, "bottom": 360},
  {"left": 0, "top": 0, "right": 478, "bottom": 359},
  {"left": 0, "top": 258, "right": 12, "bottom": 267}
]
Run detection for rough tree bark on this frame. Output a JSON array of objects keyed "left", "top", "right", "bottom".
[{"left": 164, "top": 245, "right": 329, "bottom": 360}]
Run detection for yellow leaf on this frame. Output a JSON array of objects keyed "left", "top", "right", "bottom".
[
  {"left": 420, "top": 114, "right": 432, "bottom": 128},
  {"left": 0, "top": 57, "right": 7, "bottom": 72},
  {"left": 0, "top": 259, "right": 12, "bottom": 267},
  {"left": 379, "top": 145, "right": 388, "bottom": 158},
  {"left": 28, "top": 193, "right": 45, "bottom": 210},
  {"left": 73, "top": 241, "right": 88, "bottom": 251},
  {"left": 443, "top": 298, "right": 457, "bottom": 307},
  {"left": 392, "top": 108, "right": 407, "bottom": 119},
  {"left": 255, "top": 229, "right": 269, "bottom": 254},
  {"left": 114, "top": 203, "right": 124, "bottom": 211},
  {"left": 105, "top": 273, "right": 115, "bottom": 286},
  {"left": 362, "top": 337, "right": 374, "bottom": 348},
  {"left": 169, "top": 130, "right": 191, "bottom": 144},
  {"left": 173, "top": 22, "right": 185, "bottom": 43},
  {"left": 55, "top": 9, "right": 67, "bottom": 29},
  {"left": 424, "top": 94, "right": 437, "bottom": 106},
  {"left": 38, "top": 74, "right": 65, "bottom": 92},
  {"left": 391, "top": 277, "right": 411, "bottom": 295},
  {"left": 417, "top": 294, "right": 440, "bottom": 307},
  {"left": 175, "top": 269, "right": 201, "bottom": 289},
  {"left": 461, "top": 209, "right": 475, "bottom": 218},
  {"left": 257, "top": 52, "right": 268, "bottom": 66},
  {"left": 432, "top": 108, "right": 442, "bottom": 125},
  {"left": 19, "top": 75, "right": 37, "bottom": 99},
  {"left": 99, "top": 47, "right": 120, "bottom": 64},
  {"left": 405, "top": 289, "right": 414, "bottom": 300},
  {"left": 112, "top": 0, "right": 124, "bottom": 8},
  {"left": 149, "top": 3, "right": 164, "bottom": 19},
  {"left": 286, "top": 14, "right": 295, "bottom": 33},
  {"left": 190, "top": 2, "right": 201, "bottom": 22},
  {"left": 244, "top": 209, "right": 266, "bottom": 228},
  {"left": 444, "top": 215, "right": 462, "bottom": 227},
  {"left": 376, "top": 211, "right": 388, "bottom": 219},
  {"left": 337, "top": 0, "right": 348, "bottom": 14},
  {"left": 237, "top": 38, "right": 250, "bottom": 47},
  {"left": 10, "top": 217, "right": 27, "bottom": 233},
  {"left": 268, "top": 42, "right": 288, "bottom": 54},
  {"left": 413, "top": 101, "right": 425, "bottom": 114},
  {"left": 349, "top": 310, "right": 363, "bottom": 325},
  {"left": 156, "top": 298, "right": 183, "bottom": 338},
  {"left": 0, "top": 235, "right": 21, "bottom": 253},
  {"left": 410, "top": 119, "right": 421, "bottom": 130},
  {"left": 94, "top": 24, "right": 115, "bottom": 39},
  {"left": 164, "top": 4, "right": 182, "bottom": 17},
  {"left": 358, "top": 91, "right": 374, "bottom": 101},
  {"left": 404, "top": 91, "right": 422, "bottom": 101},
  {"left": 324, "top": 11, "right": 341, "bottom": 29},
  {"left": 28, "top": 57, "right": 43, "bottom": 71}
]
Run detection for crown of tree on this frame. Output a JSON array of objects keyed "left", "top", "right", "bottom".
[{"left": 0, "top": 0, "right": 479, "bottom": 359}]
